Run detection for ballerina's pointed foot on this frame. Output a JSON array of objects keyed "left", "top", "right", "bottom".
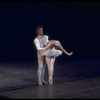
[
  {"left": 68, "top": 52, "right": 73, "bottom": 56},
  {"left": 49, "top": 77, "right": 53, "bottom": 85},
  {"left": 38, "top": 81, "right": 43, "bottom": 86}
]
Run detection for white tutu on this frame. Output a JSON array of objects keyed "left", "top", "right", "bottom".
[{"left": 41, "top": 48, "right": 62, "bottom": 57}]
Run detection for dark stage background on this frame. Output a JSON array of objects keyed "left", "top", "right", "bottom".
[{"left": 0, "top": 1, "right": 100, "bottom": 62}]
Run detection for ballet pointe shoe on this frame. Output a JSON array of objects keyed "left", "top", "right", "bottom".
[
  {"left": 38, "top": 80, "right": 48, "bottom": 85},
  {"left": 49, "top": 77, "right": 53, "bottom": 85},
  {"left": 42, "top": 80, "right": 48, "bottom": 84},
  {"left": 38, "top": 80, "right": 43, "bottom": 86}
]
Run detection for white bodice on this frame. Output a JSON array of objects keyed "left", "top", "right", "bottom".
[{"left": 34, "top": 35, "right": 49, "bottom": 51}]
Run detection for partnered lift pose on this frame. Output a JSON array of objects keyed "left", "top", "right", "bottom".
[{"left": 34, "top": 26, "right": 73, "bottom": 85}]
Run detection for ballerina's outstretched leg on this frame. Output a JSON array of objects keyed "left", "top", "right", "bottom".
[{"left": 55, "top": 41, "right": 73, "bottom": 56}]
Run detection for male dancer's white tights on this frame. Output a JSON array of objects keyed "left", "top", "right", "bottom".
[{"left": 37, "top": 54, "right": 46, "bottom": 85}]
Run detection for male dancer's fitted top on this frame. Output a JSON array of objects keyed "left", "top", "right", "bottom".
[{"left": 34, "top": 35, "right": 49, "bottom": 51}]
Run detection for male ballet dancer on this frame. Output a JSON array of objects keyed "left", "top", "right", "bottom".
[{"left": 34, "top": 26, "right": 49, "bottom": 85}]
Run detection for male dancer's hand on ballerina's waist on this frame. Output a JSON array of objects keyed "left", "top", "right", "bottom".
[
  {"left": 37, "top": 51, "right": 40, "bottom": 54},
  {"left": 37, "top": 50, "right": 44, "bottom": 54},
  {"left": 37, "top": 44, "right": 47, "bottom": 54},
  {"left": 37, "top": 48, "right": 46, "bottom": 54}
]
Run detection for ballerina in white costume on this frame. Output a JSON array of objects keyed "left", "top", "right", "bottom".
[
  {"left": 36, "top": 39, "right": 63, "bottom": 57},
  {"left": 38, "top": 40, "right": 73, "bottom": 57},
  {"left": 34, "top": 26, "right": 73, "bottom": 85}
]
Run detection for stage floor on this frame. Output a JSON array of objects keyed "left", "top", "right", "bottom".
[{"left": 0, "top": 58, "right": 100, "bottom": 99}]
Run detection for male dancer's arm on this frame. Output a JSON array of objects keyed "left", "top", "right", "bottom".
[
  {"left": 34, "top": 35, "right": 49, "bottom": 51},
  {"left": 34, "top": 39, "right": 45, "bottom": 51}
]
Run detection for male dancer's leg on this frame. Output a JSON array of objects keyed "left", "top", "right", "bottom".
[
  {"left": 37, "top": 54, "right": 45, "bottom": 85},
  {"left": 41, "top": 57, "right": 48, "bottom": 84}
]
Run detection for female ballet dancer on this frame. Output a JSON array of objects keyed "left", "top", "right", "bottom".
[{"left": 38, "top": 40, "right": 73, "bottom": 56}]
